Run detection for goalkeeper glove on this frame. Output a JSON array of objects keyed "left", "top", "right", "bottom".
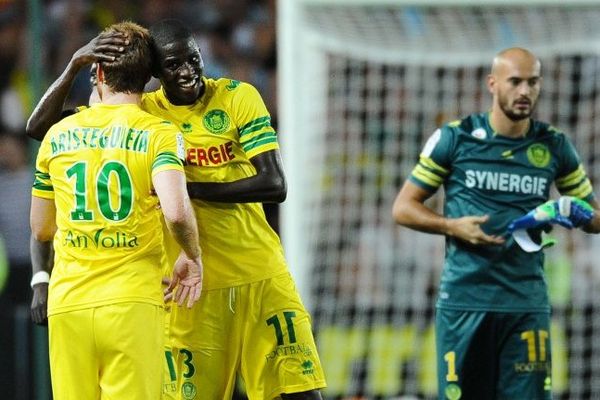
[
  {"left": 557, "top": 196, "right": 594, "bottom": 228},
  {"left": 507, "top": 200, "right": 573, "bottom": 233}
]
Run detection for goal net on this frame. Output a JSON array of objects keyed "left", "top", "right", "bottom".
[{"left": 278, "top": 1, "right": 600, "bottom": 398}]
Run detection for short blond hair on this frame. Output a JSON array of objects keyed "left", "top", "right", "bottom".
[{"left": 99, "top": 21, "right": 152, "bottom": 93}]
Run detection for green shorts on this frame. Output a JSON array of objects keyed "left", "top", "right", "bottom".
[
  {"left": 436, "top": 309, "right": 552, "bottom": 400},
  {"left": 164, "top": 272, "right": 326, "bottom": 400}
]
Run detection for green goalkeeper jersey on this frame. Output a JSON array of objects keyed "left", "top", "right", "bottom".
[{"left": 409, "top": 112, "right": 594, "bottom": 312}]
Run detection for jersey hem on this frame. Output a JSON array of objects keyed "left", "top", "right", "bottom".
[
  {"left": 436, "top": 303, "right": 550, "bottom": 313},
  {"left": 202, "top": 269, "right": 289, "bottom": 291},
  {"left": 265, "top": 381, "right": 327, "bottom": 400},
  {"left": 48, "top": 297, "right": 163, "bottom": 316}
]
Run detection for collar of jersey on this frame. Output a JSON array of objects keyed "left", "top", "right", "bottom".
[
  {"left": 158, "top": 76, "right": 209, "bottom": 109},
  {"left": 486, "top": 111, "right": 533, "bottom": 141}
]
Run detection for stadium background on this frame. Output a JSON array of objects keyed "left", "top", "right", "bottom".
[{"left": 2, "top": 1, "right": 600, "bottom": 399}]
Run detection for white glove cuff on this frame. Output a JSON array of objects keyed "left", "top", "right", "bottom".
[{"left": 30, "top": 271, "right": 50, "bottom": 288}]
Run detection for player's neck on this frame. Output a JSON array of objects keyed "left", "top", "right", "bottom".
[
  {"left": 489, "top": 110, "right": 529, "bottom": 138},
  {"left": 100, "top": 91, "right": 142, "bottom": 106}
]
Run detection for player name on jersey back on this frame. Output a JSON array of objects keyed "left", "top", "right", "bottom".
[{"left": 49, "top": 125, "right": 150, "bottom": 156}]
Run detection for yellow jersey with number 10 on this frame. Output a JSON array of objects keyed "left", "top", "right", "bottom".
[
  {"left": 142, "top": 78, "right": 287, "bottom": 290},
  {"left": 32, "top": 103, "right": 185, "bottom": 316}
]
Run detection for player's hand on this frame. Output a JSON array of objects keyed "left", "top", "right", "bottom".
[
  {"left": 30, "top": 283, "right": 49, "bottom": 326},
  {"left": 447, "top": 215, "right": 505, "bottom": 245},
  {"left": 557, "top": 196, "right": 595, "bottom": 228},
  {"left": 507, "top": 199, "right": 575, "bottom": 233},
  {"left": 71, "top": 32, "right": 129, "bottom": 69},
  {"left": 165, "top": 252, "right": 203, "bottom": 308}
]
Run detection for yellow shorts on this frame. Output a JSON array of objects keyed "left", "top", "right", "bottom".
[
  {"left": 49, "top": 302, "right": 163, "bottom": 400},
  {"left": 163, "top": 302, "right": 179, "bottom": 399},
  {"left": 166, "top": 272, "right": 326, "bottom": 399}
]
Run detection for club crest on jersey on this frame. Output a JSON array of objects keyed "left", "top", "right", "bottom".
[
  {"left": 181, "top": 382, "right": 197, "bottom": 399},
  {"left": 203, "top": 109, "right": 230, "bottom": 134},
  {"left": 471, "top": 128, "right": 487, "bottom": 140},
  {"left": 181, "top": 122, "right": 193, "bottom": 134},
  {"left": 444, "top": 383, "right": 462, "bottom": 400},
  {"left": 526, "top": 143, "right": 551, "bottom": 168}
]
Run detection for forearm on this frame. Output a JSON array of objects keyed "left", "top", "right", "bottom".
[
  {"left": 30, "top": 235, "right": 53, "bottom": 275},
  {"left": 583, "top": 210, "right": 600, "bottom": 233},
  {"left": 165, "top": 201, "right": 201, "bottom": 260},
  {"left": 393, "top": 197, "right": 452, "bottom": 236},
  {"left": 26, "top": 61, "right": 82, "bottom": 140},
  {"left": 187, "top": 175, "right": 286, "bottom": 203}
]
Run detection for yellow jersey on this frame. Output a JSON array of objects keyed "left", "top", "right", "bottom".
[
  {"left": 142, "top": 78, "right": 287, "bottom": 289},
  {"left": 32, "top": 103, "right": 185, "bottom": 315}
]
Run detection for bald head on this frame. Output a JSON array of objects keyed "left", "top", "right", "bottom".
[
  {"left": 487, "top": 47, "right": 542, "bottom": 123},
  {"left": 491, "top": 47, "right": 541, "bottom": 76}
]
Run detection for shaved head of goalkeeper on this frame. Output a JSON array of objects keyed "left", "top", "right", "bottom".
[{"left": 487, "top": 47, "right": 542, "bottom": 132}]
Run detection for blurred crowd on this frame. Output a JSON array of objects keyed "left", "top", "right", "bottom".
[{"left": 0, "top": 0, "right": 277, "bottom": 304}]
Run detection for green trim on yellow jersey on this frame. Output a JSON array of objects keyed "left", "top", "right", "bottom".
[
  {"left": 32, "top": 103, "right": 184, "bottom": 315},
  {"left": 141, "top": 77, "right": 288, "bottom": 290}
]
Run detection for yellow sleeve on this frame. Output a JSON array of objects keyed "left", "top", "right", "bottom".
[
  {"left": 233, "top": 82, "right": 279, "bottom": 159},
  {"left": 151, "top": 125, "right": 185, "bottom": 176},
  {"left": 32, "top": 136, "right": 54, "bottom": 199}
]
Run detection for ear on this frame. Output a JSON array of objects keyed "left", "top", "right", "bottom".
[
  {"left": 96, "top": 63, "right": 104, "bottom": 84},
  {"left": 96, "top": 64, "right": 105, "bottom": 101},
  {"left": 486, "top": 74, "right": 495, "bottom": 95}
]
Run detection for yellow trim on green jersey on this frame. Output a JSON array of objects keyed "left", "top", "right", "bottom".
[
  {"left": 561, "top": 178, "right": 593, "bottom": 199},
  {"left": 141, "top": 77, "right": 287, "bottom": 290},
  {"left": 419, "top": 155, "right": 449, "bottom": 176},
  {"left": 556, "top": 164, "right": 585, "bottom": 188},
  {"left": 412, "top": 164, "right": 444, "bottom": 188},
  {"left": 32, "top": 103, "right": 184, "bottom": 316},
  {"left": 410, "top": 155, "right": 448, "bottom": 189},
  {"left": 556, "top": 164, "right": 593, "bottom": 198}
]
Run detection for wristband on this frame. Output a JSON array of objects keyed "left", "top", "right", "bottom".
[{"left": 30, "top": 271, "right": 50, "bottom": 288}]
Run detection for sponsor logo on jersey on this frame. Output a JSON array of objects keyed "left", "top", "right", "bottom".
[
  {"left": 226, "top": 79, "right": 240, "bottom": 91},
  {"left": 465, "top": 170, "right": 548, "bottom": 196},
  {"left": 181, "top": 382, "right": 197, "bottom": 399},
  {"left": 186, "top": 141, "right": 235, "bottom": 166},
  {"left": 203, "top": 109, "right": 230, "bottom": 134},
  {"left": 181, "top": 122, "right": 193, "bottom": 134},
  {"left": 514, "top": 360, "right": 550, "bottom": 373},
  {"left": 63, "top": 229, "right": 139, "bottom": 249},
  {"left": 265, "top": 343, "right": 313, "bottom": 362},
  {"left": 301, "top": 360, "right": 315, "bottom": 375},
  {"left": 526, "top": 143, "right": 551, "bottom": 167}
]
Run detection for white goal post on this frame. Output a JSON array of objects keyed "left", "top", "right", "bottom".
[{"left": 278, "top": 1, "right": 600, "bottom": 398}]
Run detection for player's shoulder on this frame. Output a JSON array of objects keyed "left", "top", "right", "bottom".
[
  {"left": 531, "top": 119, "right": 570, "bottom": 146},
  {"left": 438, "top": 112, "right": 485, "bottom": 139},
  {"left": 210, "top": 77, "right": 258, "bottom": 99},
  {"left": 127, "top": 105, "right": 177, "bottom": 132}
]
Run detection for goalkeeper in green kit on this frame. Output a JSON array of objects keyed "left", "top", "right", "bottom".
[{"left": 393, "top": 47, "right": 600, "bottom": 399}]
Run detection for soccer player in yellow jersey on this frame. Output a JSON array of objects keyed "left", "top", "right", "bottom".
[
  {"left": 27, "top": 19, "right": 326, "bottom": 400},
  {"left": 143, "top": 20, "right": 325, "bottom": 400},
  {"left": 29, "top": 21, "right": 203, "bottom": 400}
]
